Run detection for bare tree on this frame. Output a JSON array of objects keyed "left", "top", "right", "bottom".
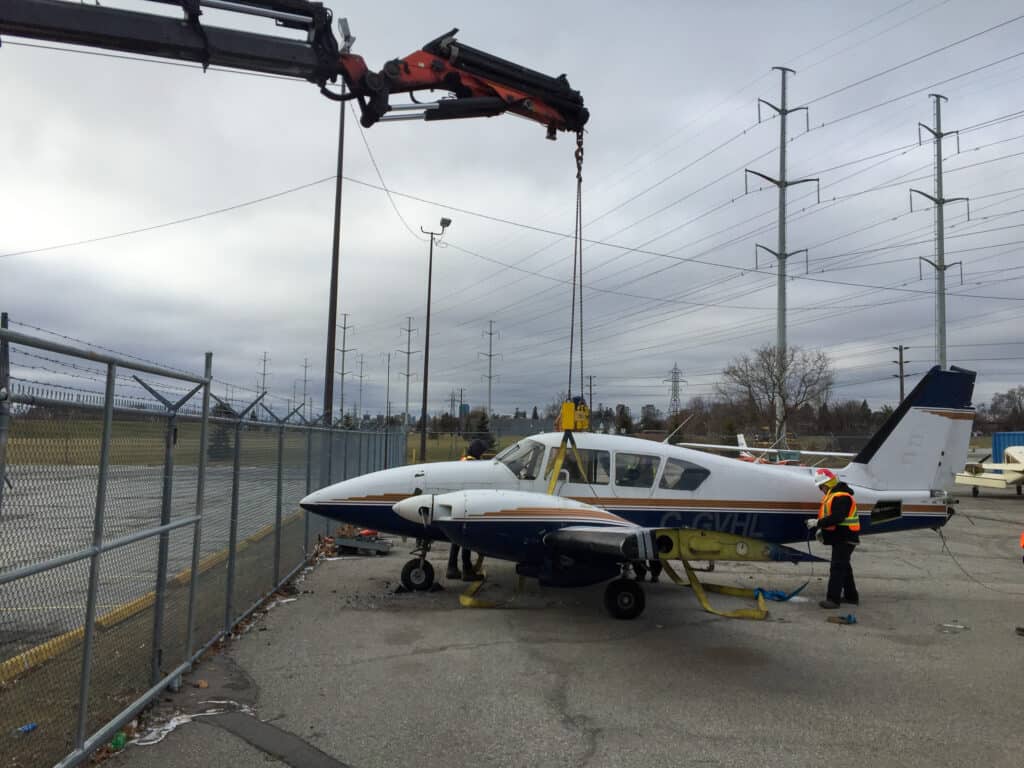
[{"left": 717, "top": 345, "right": 834, "bottom": 440}]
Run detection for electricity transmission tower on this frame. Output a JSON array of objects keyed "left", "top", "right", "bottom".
[
  {"left": 665, "top": 363, "right": 686, "bottom": 418},
  {"left": 910, "top": 94, "right": 969, "bottom": 369},
  {"left": 479, "top": 320, "right": 500, "bottom": 417},
  {"left": 336, "top": 314, "right": 355, "bottom": 424},
  {"left": 397, "top": 317, "right": 419, "bottom": 428},
  {"left": 745, "top": 66, "right": 819, "bottom": 442}
]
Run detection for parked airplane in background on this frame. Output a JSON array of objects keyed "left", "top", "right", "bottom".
[
  {"left": 301, "top": 366, "right": 976, "bottom": 608},
  {"left": 676, "top": 433, "right": 854, "bottom": 466},
  {"left": 956, "top": 445, "right": 1024, "bottom": 496}
]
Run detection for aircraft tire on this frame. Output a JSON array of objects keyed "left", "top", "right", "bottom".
[
  {"left": 604, "top": 578, "right": 645, "bottom": 620},
  {"left": 401, "top": 558, "right": 435, "bottom": 591}
]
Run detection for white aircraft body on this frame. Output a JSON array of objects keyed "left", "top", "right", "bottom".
[{"left": 301, "top": 366, "right": 976, "bottom": 596}]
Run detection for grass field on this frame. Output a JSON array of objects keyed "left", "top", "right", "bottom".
[{"left": 406, "top": 432, "right": 520, "bottom": 464}]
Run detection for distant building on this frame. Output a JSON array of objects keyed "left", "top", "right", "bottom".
[{"left": 459, "top": 403, "right": 471, "bottom": 418}]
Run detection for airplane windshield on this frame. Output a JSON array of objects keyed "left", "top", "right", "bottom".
[{"left": 497, "top": 439, "right": 547, "bottom": 480}]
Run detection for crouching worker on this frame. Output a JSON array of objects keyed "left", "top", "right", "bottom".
[{"left": 805, "top": 468, "right": 860, "bottom": 609}]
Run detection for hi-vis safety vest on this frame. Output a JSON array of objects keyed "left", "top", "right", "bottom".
[
  {"left": 460, "top": 455, "right": 477, "bottom": 461},
  {"left": 818, "top": 491, "right": 860, "bottom": 532}
]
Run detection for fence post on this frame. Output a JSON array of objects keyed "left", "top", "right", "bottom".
[
  {"left": 304, "top": 425, "right": 312, "bottom": 557},
  {"left": 186, "top": 353, "right": 213, "bottom": 660},
  {"left": 150, "top": 410, "right": 177, "bottom": 686},
  {"left": 0, "top": 312, "right": 10, "bottom": 516},
  {"left": 225, "top": 416, "right": 242, "bottom": 634},
  {"left": 273, "top": 422, "right": 284, "bottom": 587},
  {"left": 75, "top": 362, "right": 116, "bottom": 747}
]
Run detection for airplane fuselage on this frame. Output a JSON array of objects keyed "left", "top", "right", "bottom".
[{"left": 300, "top": 432, "right": 952, "bottom": 547}]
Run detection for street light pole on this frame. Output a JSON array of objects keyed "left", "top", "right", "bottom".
[{"left": 419, "top": 217, "right": 451, "bottom": 463}]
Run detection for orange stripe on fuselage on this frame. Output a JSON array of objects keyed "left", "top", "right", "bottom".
[{"left": 921, "top": 409, "right": 975, "bottom": 420}]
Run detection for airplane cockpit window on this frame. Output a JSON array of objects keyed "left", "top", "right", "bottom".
[
  {"left": 614, "top": 453, "right": 661, "bottom": 488},
  {"left": 659, "top": 458, "right": 711, "bottom": 491},
  {"left": 544, "top": 449, "right": 611, "bottom": 485},
  {"left": 497, "top": 439, "right": 547, "bottom": 480}
]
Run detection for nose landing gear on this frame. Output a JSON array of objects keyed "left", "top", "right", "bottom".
[{"left": 400, "top": 538, "right": 436, "bottom": 591}]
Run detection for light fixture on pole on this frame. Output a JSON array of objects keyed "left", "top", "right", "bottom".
[{"left": 418, "top": 217, "right": 451, "bottom": 462}]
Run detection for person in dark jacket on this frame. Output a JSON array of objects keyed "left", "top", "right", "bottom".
[
  {"left": 446, "top": 438, "right": 488, "bottom": 580},
  {"left": 806, "top": 468, "right": 860, "bottom": 609}
]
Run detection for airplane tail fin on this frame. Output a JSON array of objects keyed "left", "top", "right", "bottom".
[{"left": 840, "top": 366, "right": 976, "bottom": 492}]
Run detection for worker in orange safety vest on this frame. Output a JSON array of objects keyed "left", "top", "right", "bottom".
[{"left": 805, "top": 468, "right": 861, "bottom": 609}]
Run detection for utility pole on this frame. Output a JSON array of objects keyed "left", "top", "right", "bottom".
[
  {"left": 336, "top": 313, "right": 355, "bottom": 424},
  {"left": 892, "top": 345, "right": 911, "bottom": 402},
  {"left": 398, "top": 317, "right": 418, "bottom": 428},
  {"left": 586, "top": 375, "right": 595, "bottom": 410},
  {"left": 321, "top": 21, "right": 355, "bottom": 437},
  {"left": 356, "top": 354, "right": 365, "bottom": 424},
  {"left": 746, "top": 67, "right": 819, "bottom": 444},
  {"left": 479, "top": 320, "right": 499, "bottom": 417},
  {"left": 664, "top": 363, "right": 686, "bottom": 418},
  {"left": 384, "top": 352, "right": 392, "bottom": 425},
  {"left": 910, "top": 94, "right": 969, "bottom": 369}
]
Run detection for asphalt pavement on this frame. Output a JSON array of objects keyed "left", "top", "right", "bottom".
[{"left": 111, "top": 488, "right": 1024, "bottom": 768}]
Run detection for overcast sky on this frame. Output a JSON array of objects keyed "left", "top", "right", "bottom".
[{"left": 2, "top": 0, "right": 1023, "bottom": 421}]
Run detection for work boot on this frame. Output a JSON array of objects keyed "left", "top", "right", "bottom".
[
  {"left": 446, "top": 567, "right": 461, "bottom": 580},
  {"left": 819, "top": 599, "right": 840, "bottom": 609},
  {"left": 462, "top": 569, "right": 484, "bottom": 582}
]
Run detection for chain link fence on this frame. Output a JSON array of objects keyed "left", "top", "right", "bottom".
[{"left": 0, "top": 325, "right": 404, "bottom": 768}]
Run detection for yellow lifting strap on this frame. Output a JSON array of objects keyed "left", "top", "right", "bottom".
[
  {"left": 457, "top": 555, "right": 526, "bottom": 609},
  {"left": 661, "top": 560, "right": 768, "bottom": 621}
]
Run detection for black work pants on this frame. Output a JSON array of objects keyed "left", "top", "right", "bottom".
[
  {"left": 447, "top": 544, "right": 473, "bottom": 572},
  {"left": 826, "top": 540, "right": 859, "bottom": 604}
]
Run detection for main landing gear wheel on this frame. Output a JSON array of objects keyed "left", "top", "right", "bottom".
[
  {"left": 604, "top": 578, "right": 646, "bottom": 620},
  {"left": 401, "top": 559, "right": 435, "bottom": 591}
]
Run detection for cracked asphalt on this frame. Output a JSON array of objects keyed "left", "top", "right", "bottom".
[{"left": 114, "top": 489, "right": 1024, "bottom": 768}]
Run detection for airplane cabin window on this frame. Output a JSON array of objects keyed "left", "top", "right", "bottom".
[
  {"left": 497, "top": 439, "right": 547, "bottom": 480},
  {"left": 658, "top": 458, "right": 711, "bottom": 491},
  {"left": 614, "top": 453, "right": 661, "bottom": 488},
  {"left": 544, "top": 449, "right": 610, "bottom": 484}
]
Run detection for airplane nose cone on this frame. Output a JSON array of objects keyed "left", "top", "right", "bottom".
[{"left": 393, "top": 494, "right": 433, "bottom": 526}]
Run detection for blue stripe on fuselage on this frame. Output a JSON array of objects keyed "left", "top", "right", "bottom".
[{"left": 302, "top": 502, "right": 949, "bottom": 549}]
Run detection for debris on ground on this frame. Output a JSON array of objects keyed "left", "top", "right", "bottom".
[
  {"left": 827, "top": 614, "right": 857, "bottom": 625},
  {"left": 940, "top": 620, "right": 970, "bottom": 634},
  {"left": 194, "top": 680, "right": 209, "bottom": 689}
]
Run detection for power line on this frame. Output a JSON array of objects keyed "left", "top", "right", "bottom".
[{"left": 805, "top": 13, "right": 1024, "bottom": 104}]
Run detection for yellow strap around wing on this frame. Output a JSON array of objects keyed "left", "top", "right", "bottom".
[{"left": 661, "top": 560, "right": 768, "bottom": 620}]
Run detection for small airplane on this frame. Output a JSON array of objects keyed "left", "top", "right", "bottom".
[
  {"left": 955, "top": 445, "right": 1024, "bottom": 497},
  {"left": 300, "top": 365, "right": 976, "bottom": 616}
]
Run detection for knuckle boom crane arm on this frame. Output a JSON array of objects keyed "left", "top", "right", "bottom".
[{"left": 0, "top": 0, "right": 588, "bottom": 138}]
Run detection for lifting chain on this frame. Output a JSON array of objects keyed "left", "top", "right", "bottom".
[{"left": 567, "top": 129, "right": 585, "bottom": 400}]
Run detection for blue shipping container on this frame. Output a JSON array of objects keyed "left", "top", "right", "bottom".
[{"left": 992, "top": 431, "right": 1024, "bottom": 474}]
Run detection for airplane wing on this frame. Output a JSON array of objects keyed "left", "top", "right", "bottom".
[
  {"left": 544, "top": 525, "right": 824, "bottom": 564},
  {"left": 675, "top": 442, "right": 856, "bottom": 458}
]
